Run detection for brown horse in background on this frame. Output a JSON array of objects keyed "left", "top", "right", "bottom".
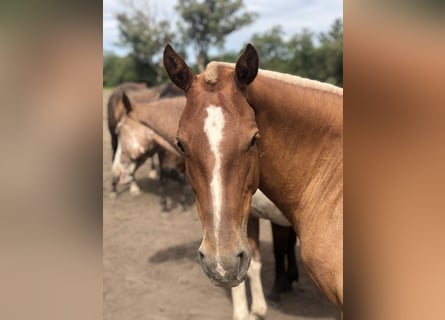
[
  {"left": 164, "top": 44, "right": 343, "bottom": 311},
  {"left": 107, "top": 82, "right": 183, "bottom": 197},
  {"left": 111, "top": 94, "right": 187, "bottom": 209},
  {"left": 107, "top": 82, "right": 147, "bottom": 160}
]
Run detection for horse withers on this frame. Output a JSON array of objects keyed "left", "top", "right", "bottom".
[{"left": 164, "top": 44, "right": 343, "bottom": 310}]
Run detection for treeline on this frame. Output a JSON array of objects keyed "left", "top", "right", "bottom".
[
  {"left": 218, "top": 19, "right": 343, "bottom": 87},
  {"left": 103, "top": 0, "right": 342, "bottom": 88}
]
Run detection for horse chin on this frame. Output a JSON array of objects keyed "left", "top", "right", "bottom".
[{"left": 207, "top": 273, "right": 246, "bottom": 288}]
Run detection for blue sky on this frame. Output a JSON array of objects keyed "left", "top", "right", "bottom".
[{"left": 103, "top": 0, "right": 342, "bottom": 61}]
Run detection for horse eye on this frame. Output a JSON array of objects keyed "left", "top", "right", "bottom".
[
  {"left": 248, "top": 133, "right": 259, "bottom": 150},
  {"left": 176, "top": 138, "right": 185, "bottom": 153}
]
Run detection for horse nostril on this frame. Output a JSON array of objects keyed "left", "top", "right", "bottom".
[
  {"left": 236, "top": 250, "right": 248, "bottom": 274},
  {"left": 237, "top": 251, "right": 245, "bottom": 260},
  {"left": 198, "top": 250, "right": 205, "bottom": 263}
]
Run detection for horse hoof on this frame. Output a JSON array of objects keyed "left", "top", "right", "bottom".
[
  {"left": 130, "top": 187, "right": 141, "bottom": 196},
  {"left": 161, "top": 211, "right": 170, "bottom": 219},
  {"left": 148, "top": 170, "right": 157, "bottom": 179},
  {"left": 249, "top": 314, "right": 265, "bottom": 320},
  {"left": 109, "top": 192, "right": 117, "bottom": 199}
]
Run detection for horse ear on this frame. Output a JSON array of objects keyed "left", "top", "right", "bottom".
[
  {"left": 163, "top": 44, "right": 194, "bottom": 92},
  {"left": 122, "top": 92, "right": 132, "bottom": 114},
  {"left": 235, "top": 43, "right": 259, "bottom": 87}
]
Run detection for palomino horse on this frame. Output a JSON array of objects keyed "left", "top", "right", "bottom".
[
  {"left": 164, "top": 44, "right": 343, "bottom": 310},
  {"left": 107, "top": 82, "right": 183, "bottom": 198},
  {"left": 118, "top": 93, "right": 299, "bottom": 319}
]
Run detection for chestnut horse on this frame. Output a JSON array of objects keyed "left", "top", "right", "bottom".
[
  {"left": 164, "top": 44, "right": 343, "bottom": 310},
  {"left": 119, "top": 93, "right": 299, "bottom": 319}
]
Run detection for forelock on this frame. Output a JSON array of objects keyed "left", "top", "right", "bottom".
[{"left": 203, "top": 62, "right": 235, "bottom": 85}]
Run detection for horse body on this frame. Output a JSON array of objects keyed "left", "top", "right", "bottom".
[
  {"left": 247, "top": 71, "right": 343, "bottom": 306},
  {"left": 164, "top": 44, "right": 343, "bottom": 310},
  {"left": 251, "top": 190, "right": 291, "bottom": 227}
]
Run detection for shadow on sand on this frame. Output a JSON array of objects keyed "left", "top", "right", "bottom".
[{"left": 148, "top": 240, "right": 340, "bottom": 319}]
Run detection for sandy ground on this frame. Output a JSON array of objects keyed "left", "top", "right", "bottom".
[{"left": 103, "top": 89, "right": 340, "bottom": 320}]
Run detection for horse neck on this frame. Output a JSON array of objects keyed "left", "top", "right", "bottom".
[
  {"left": 132, "top": 97, "right": 186, "bottom": 147},
  {"left": 247, "top": 74, "right": 343, "bottom": 231}
]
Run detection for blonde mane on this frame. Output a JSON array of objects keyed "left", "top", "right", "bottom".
[{"left": 204, "top": 61, "right": 343, "bottom": 96}]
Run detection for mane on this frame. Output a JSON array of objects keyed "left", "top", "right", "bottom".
[{"left": 204, "top": 61, "right": 343, "bottom": 96}]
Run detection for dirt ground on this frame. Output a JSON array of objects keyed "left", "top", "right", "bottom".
[{"left": 103, "top": 89, "right": 340, "bottom": 320}]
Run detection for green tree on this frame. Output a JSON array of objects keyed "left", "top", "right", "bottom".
[
  {"left": 316, "top": 18, "right": 343, "bottom": 86},
  {"left": 247, "top": 19, "right": 343, "bottom": 87},
  {"left": 103, "top": 53, "right": 138, "bottom": 87},
  {"left": 249, "top": 26, "right": 289, "bottom": 72},
  {"left": 287, "top": 28, "right": 317, "bottom": 79},
  {"left": 115, "top": 1, "right": 178, "bottom": 84},
  {"left": 176, "top": 0, "right": 257, "bottom": 71}
]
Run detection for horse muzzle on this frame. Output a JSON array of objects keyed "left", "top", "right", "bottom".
[{"left": 197, "top": 244, "right": 251, "bottom": 288}]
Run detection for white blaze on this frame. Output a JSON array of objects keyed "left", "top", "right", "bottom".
[{"left": 203, "top": 105, "right": 225, "bottom": 254}]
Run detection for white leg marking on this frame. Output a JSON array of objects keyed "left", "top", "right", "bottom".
[
  {"left": 247, "top": 259, "right": 267, "bottom": 319},
  {"left": 130, "top": 181, "right": 140, "bottom": 195},
  {"left": 147, "top": 157, "right": 158, "bottom": 179},
  {"left": 232, "top": 281, "right": 249, "bottom": 320},
  {"left": 203, "top": 105, "right": 225, "bottom": 257},
  {"left": 112, "top": 141, "right": 137, "bottom": 185},
  {"left": 111, "top": 143, "right": 123, "bottom": 178}
]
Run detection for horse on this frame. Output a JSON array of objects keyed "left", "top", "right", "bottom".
[
  {"left": 107, "top": 82, "right": 183, "bottom": 198},
  {"left": 111, "top": 94, "right": 187, "bottom": 210},
  {"left": 163, "top": 43, "right": 343, "bottom": 310},
  {"left": 119, "top": 93, "right": 300, "bottom": 319},
  {"left": 107, "top": 82, "right": 148, "bottom": 163}
]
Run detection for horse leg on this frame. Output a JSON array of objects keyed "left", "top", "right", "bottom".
[
  {"left": 147, "top": 156, "right": 158, "bottom": 179},
  {"left": 246, "top": 216, "right": 267, "bottom": 319},
  {"left": 158, "top": 168, "right": 169, "bottom": 211},
  {"left": 231, "top": 216, "right": 267, "bottom": 320},
  {"left": 157, "top": 151, "right": 169, "bottom": 211},
  {"left": 110, "top": 176, "right": 119, "bottom": 199},
  {"left": 285, "top": 227, "right": 299, "bottom": 284},
  {"left": 178, "top": 173, "right": 187, "bottom": 211},
  {"left": 268, "top": 222, "right": 291, "bottom": 302},
  {"left": 231, "top": 281, "right": 249, "bottom": 320},
  {"left": 129, "top": 177, "right": 141, "bottom": 196},
  {"left": 109, "top": 133, "right": 118, "bottom": 199}
]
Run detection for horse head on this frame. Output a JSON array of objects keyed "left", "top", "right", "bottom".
[
  {"left": 111, "top": 93, "right": 159, "bottom": 185},
  {"left": 164, "top": 43, "right": 261, "bottom": 287}
]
